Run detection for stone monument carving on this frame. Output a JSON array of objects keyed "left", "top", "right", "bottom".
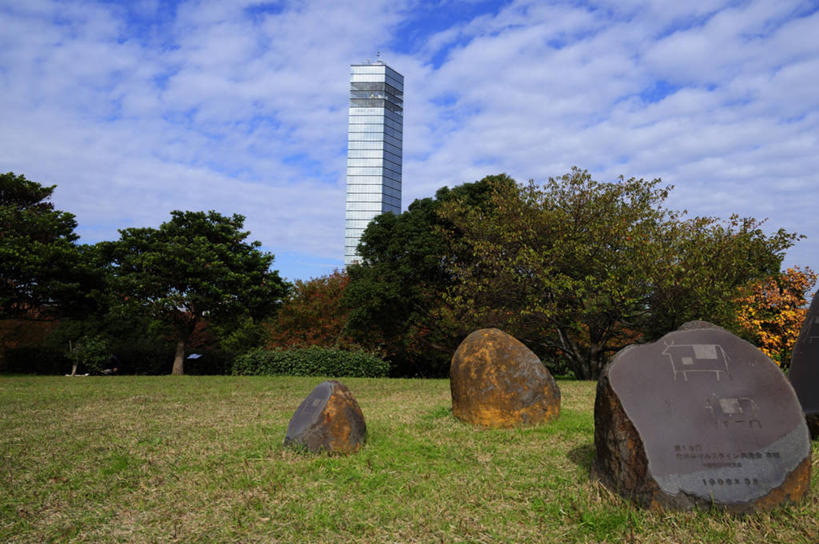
[{"left": 593, "top": 322, "right": 811, "bottom": 511}]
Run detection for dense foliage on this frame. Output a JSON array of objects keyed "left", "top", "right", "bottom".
[
  {"left": 65, "top": 334, "right": 111, "bottom": 375},
  {"left": 736, "top": 266, "right": 816, "bottom": 368},
  {"left": 232, "top": 346, "right": 390, "bottom": 378},
  {"left": 343, "top": 175, "right": 514, "bottom": 376},
  {"left": 267, "top": 270, "right": 353, "bottom": 349},
  {"left": 1, "top": 169, "right": 811, "bottom": 380},
  {"left": 100, "top": 210, "right": 289, "bottom": 375},
  {"left": 0, "top": 172, "right": 96, "bottom": 319},
  {"left": 440, "top": 168, "right": 800, "bottom": 379},
  {"left": 345, "top": 169, "right": 804, "bottom": 379}
]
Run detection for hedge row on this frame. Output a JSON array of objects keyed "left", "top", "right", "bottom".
[
  {"left": 1, "top": 345, "right": 234, "bottom": 375},
  {"left": 232, "top": 346, "right": 390, "bottom": 378},
  {"left": 1, "top": 346, "right": 71, "bottom": 375}
]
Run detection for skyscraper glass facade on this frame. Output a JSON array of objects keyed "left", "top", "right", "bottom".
[{"left": 344, "top": 61, "right": 403, "bottom": 266}]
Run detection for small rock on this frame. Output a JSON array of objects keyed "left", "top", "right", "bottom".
[
  {"left": 593, "top": 321, "right": 811, "bottom": 511},
  {"left": 284, "top": 380, "right": 366, "bottom": 454},
  {"left": 450, "top": 328, "right": 560, "bottom": 428}
]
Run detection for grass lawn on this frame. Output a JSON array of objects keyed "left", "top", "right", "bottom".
[{"left": 0, "top": 375, "right": 817, "bottom": 543}]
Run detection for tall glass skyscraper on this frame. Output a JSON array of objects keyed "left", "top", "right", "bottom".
[{"left": 344, "top": 61, "right": 403, "bottom": 266}]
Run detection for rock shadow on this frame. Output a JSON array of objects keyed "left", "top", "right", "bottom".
[{"left": 567, "top": 442, "right": 595, "bottom": 471}]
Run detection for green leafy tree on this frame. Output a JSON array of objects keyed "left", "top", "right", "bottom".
[
  {"left": 101, "top": 210, "right": 289, "bottom": 375},
  {"left": 47, "top": 306, "right": 175, "bottom": 375},
  {"left": 66, "top": 334, "right": 110, "bottom": 376},
  {"left": 343, "top": 174, "right": 514, "bottom": 376},
  {"left": 641, "top": 214, "right": 800, "bottom": 338},
  {"left": 0, "top": 172, "right": 94, "bottom": 319},
  {"left": 210, "top": 315, "right": 270, "bottom": 355},
  {"left": 441, "top": 168, "right": 799, "bottom": 379}
]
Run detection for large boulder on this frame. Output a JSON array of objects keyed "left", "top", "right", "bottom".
[
  {"left": 284, "top": 380, "right": 366, "bottom": 454},
  {"left": 593, "top": 321, "right": 811, "bottom": 512},
  {"left": 450, "top": 328, "right": 560, "bottom": 428},
  {"left": 789, "top": 291, "right": 819, "bottom": 438}
]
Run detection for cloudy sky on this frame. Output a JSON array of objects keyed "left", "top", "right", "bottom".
[{"left": 2, "top": 0, "right": 818, "bottom": 281}]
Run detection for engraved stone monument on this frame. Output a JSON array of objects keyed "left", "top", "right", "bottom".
[
  {"left": 593, "top": 322, "right": 811, "bottom": 511},
  {"left": 284, "top": 380, "right": 366, "bottom": 454},
  {"left": 789, "top": 291, "right": 819, "bottom": 437},
  {"left": 450, "top": 328, "right": 560, "bottom": 428}
]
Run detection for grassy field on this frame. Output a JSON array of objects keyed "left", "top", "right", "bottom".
[{"left": 0, "top": 376, "right": 816, "bottom": 543}]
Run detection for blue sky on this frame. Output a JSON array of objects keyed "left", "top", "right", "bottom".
[{"left": 1, "top": 0, "right": 818, "bottom": 282}]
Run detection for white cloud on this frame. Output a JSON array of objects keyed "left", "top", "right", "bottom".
[{"left": 0, "top": 0, "right": 817, "bottom": 279}]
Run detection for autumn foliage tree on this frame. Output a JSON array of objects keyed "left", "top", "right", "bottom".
[
  {"left": 267, "top": 270, "right": 353, "bottom": 349},
  {"left": 736, "top": 266, "right": 817, "bottom": 368}
]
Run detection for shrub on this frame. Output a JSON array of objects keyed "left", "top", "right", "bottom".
[
  {"left": 183, "top": 349, "right": 235, "bottom": 375},
  {"left": 3, "top": 346, "right": 70, "bottom": 374},
  {"left": 66, "top": 335, "right": 110, "bottom": 374},
  {"left": 232, "top": 346, "right": 390, "bottom": 378},
  {"left": 111, "top": 344, "right": 174, "bottom": 375}
]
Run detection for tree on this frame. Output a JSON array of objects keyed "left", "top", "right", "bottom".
[
  {"left": 735, "top": 267, "right": 816, "bottom": 368},
  {"left": 267, "top": 270, "right": 353, "bottom": 349},
  {"left": 66, "top": 334, "right": 110, "bottom": 376},
  {"left": 441, "top": 169, "right": 667, "bottom": 378},
  {"left": 440, "top": 168, "right": 800, "bottom": 379},
  {"left": 343, "top": 174, "right": 514, "bottom": 376},
  {"left": 639, "top": 214, "right": 800, "bottom": 339},
  {"left": 101, "top": 210, "right": 289, "bottom": 375},
  {"left": 0, "top": 172, "right": 92, "bottom": 319}
]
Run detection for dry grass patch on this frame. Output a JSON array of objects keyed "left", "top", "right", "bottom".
[{"left": 0, "top": 375, "right": 816, "bottom": 543}]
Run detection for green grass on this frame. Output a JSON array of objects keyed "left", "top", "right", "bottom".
[{"left": 0, "top": 376, "right": 816, "bottom": 543}]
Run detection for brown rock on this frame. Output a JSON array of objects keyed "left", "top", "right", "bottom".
[
  {"left": 592, "top": 323, "right": 811, "bottom": 512},
  {"left": 450, "top": 328, "right": 560, "bottom": 428},
  {"left": 284, "top": 380, "right": 366, "bottom": 454}
]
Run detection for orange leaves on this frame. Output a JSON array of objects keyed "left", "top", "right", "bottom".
[
  {"left": 736, "top": 267, "right": 816, "bottom": 367},
  {"left": 266, "top": 270, "right": 353, "bottom": 349}
]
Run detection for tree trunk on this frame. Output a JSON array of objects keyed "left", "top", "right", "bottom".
[
  {"left": 588, "top": 343, "right": 604, "bottom": 380},
  {"left": 576, "top": 361, "right": 593, "bottom": 380},
  {"left": 171, "top": 339, "right": 185, "bottom": 375},
  {"left": 69, "top": 340, "right": 77, "bottom": 376},
  {"left": 555, "top": 326, "right": 589, "bottom": 379}
]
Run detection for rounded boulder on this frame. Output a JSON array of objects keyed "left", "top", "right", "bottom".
[
  {"left": 284, "top": 380, "right": 366, "bottom": 454},
  {"left": 450, "top": 328, "right": 560, "bottom": 428}
]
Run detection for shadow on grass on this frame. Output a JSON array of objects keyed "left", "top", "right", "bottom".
[
  {"left": 567, "top": 442, "right": 595, "bottom": 471},
  {"left": 421, "top": 405, "right": 452, "bottom": 420}
]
